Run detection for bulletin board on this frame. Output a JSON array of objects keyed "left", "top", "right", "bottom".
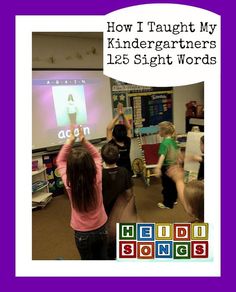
[
  {"left": 111, "top": 79, "right": 173, "bottom": 136},
  {"left": 112, "top": 92, "right": 128, "bottom": 108},
  {"left": 111, "top": 78, "right": 154, "bottom": 108},
  {"left": 130, "top": 91, "right": 173, "bottom": 134}
]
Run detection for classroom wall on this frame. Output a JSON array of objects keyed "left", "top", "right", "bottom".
[
  {"left": 32, "top": 34, "right": 204, "bottom": 162},
  {"left": 173, "top": 82, "right": 204, "bottom": 134},
  {"left": 33, "top": 34, "right": 204, "bottom": 133},
  {"left": 32, "top": 34, "right": 103, "bottom": 68},
  {"left": 129, "top": 82, "right": 204, "bottom": 161}
]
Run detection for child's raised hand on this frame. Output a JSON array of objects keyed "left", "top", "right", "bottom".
[
  {"left": 70, "top": 124, "right": 75, "bottom": 142},
  {"left": 117, "top": 102, "right": 124, "bottom": 115},
  {"left": 66, "top": 124, "right": 75, "bottom": 144},
  {"left": 78, "top": 126, "right": 85, "bottom": 143}
]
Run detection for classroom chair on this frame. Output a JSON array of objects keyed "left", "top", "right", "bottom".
[{"left": 135, "top": 126, "right": 160, "bottom": 187}]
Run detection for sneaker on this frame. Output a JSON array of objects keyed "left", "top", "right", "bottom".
[
  {"left": 157, "top": 202, "right": 170, "bottom": 209},
  {"left": 174, "top": 202, "right": 178, "bottom": 205}
]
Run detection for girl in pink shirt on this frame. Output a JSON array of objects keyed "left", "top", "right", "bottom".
[{"left": 57, "top": 125, "right": 108, "bottom": 260}]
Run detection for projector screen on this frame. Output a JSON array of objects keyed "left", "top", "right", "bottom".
[{"left": 32, "top": 70, "right": 113, "bottom": 150}]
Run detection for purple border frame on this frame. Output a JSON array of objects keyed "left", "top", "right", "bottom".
[{"left": 1, "top": 0, "right": 234, "bottom": 290}]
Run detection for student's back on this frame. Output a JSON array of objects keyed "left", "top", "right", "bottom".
[
  {"left": 57, "top": 137, "right": 107, "bottom": 231},
  {"left": 106, "top": 104, "right": 133, "bottom": 173},
  {"left": 56, "top": 126, "right": 108, "bottom": 260},
  {"left": 108, "top": 137, "right": 132, "bottom": 172},
  {"left": 102, "top": 166, "right": 133, "bottom": 215}
]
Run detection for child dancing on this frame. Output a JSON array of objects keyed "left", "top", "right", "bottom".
[
  {"left": 57, "top": 124, "right": 108, "bottom": 260},
  {"left": 155, "top": 121, "right": 179, "bottom": 209},
  {"left": 107, "top": 103, "right": 132, "bottom": 173}
]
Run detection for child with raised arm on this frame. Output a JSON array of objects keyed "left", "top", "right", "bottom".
[
  {"left": 56, "top": 125, "right": 108, "bottom": 260},
  {"left": 155, "top": 121, "right": 179, "bottom": 209},
  {"left": 107, "top": 103, "right": 132, "bottom": 173}
]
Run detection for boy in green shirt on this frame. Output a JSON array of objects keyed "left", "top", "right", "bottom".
[{"left": 155, "top": 121, "right": 179, "bottom": 209}]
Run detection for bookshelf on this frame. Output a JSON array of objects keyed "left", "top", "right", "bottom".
[{"left": 32, "top": 165, "right": 52, "bottom": 209}]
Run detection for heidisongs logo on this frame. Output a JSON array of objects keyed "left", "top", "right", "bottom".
[{"left": 117, "top": 223, "right": 209, "bottom": 260}]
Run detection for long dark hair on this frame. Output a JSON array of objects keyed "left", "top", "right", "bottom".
[{"left": 66, "top": 147, "right": 97, "bottom": 212}]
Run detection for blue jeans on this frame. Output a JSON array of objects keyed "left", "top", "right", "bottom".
[{"left": 74, "top": 224, "right": 108, "bottom": 260}]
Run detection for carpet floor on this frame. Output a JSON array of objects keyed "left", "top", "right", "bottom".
[{"left": 32, "top": 177, "right": 191, "bottom": 260}]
